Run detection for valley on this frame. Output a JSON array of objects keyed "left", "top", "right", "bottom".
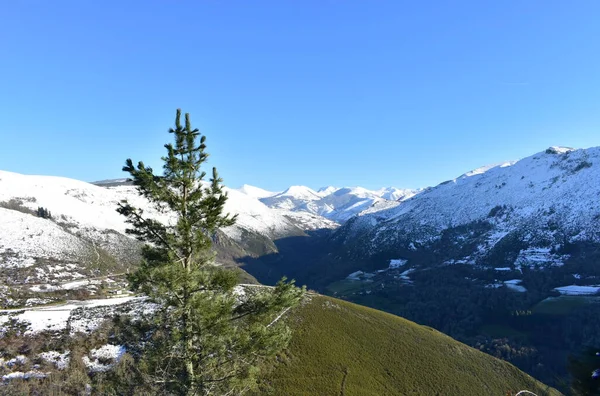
[
  {"left": 1, "top": 145, "right": 599, "bottom": 393},
  {"left": 239, "top": 146, "right": 600, "bottom": 392}
]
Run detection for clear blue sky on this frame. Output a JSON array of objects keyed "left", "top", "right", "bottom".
[{"left": 1, "top": 1, "right": 599, "bottom": 191}]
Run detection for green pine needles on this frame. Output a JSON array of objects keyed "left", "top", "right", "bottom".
[{"left": 117, "top": 109, "right": 305, "bottom": 395}]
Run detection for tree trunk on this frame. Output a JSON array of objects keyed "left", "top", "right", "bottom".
[{"left": 184, "top": 303, "right": 196, "bottom": 395}]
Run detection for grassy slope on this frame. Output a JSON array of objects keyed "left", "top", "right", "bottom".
[{"left": 256, "top": 296, "right": 561, "bottom": 396}]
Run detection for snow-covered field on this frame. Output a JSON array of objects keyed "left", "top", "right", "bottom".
[
  {"left": 0, "top": 296, "right": 143, "bottom": 334},
  {"left": 0, "top": 295, "right": 137, "bottom": 380},
  {"left": 83, "top": 344, "right": 126, "bottom": 372}
]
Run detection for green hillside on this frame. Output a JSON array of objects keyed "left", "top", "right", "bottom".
[{"left": 255, "top": 295, "right": 560, "bottom": 396}]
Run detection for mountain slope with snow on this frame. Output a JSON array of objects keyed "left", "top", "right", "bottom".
[
  {"left": 254, "top": 184, "right": 419, "bottom": 223},
  {"left": 260, "top": 186, "right": 322, "bottom": 211},
  {"left": 236, "top": 184, "right": 277, "bottom": 199},
  {"left": 331, "top": 146, "right": 600, "bottom": 276},
  {"left": 0, "top": 171, "right": 335, "bottom": 302}
]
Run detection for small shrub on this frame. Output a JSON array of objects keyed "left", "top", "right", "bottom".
[
  {"left": 573, "top": 161, "right": 592, "bottom": 173},
  {"left": 0, "top": 199, "right": 36, "bottom": 216},
  {"left": 36, "top": 207, "right": 52, "bottom": 219},
  {"left": 488, "top": 205, "right": 507, "bottom": 218}
]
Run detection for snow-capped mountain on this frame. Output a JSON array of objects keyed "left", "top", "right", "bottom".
[
  {"left": 0, "top": 171, "right": 335, "bottom": 291},
  {"left": 236, "top": 184, "right": 277, "bottom": 199},
  {"left": 260, "top": 186, "right": 322, "bottom": 211},
  {"left": 317, "top": 186, "right": 339, "bottom": 196},
  {"left": 331, "top": 146, "right": 600, "bottom": 276},
  {"left": 4, "top": 145, "right": 600, "bottom": 302},
  {"left": 375, "top": 187, "right": 418, "bottom": 201},
  {"left": 254, "top": 185, "right": 418, "bottom": 224}
]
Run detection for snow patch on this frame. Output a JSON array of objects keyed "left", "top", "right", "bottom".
[
  {"left": 504, "top": 279, "right": 527, "bottom": 293},
  {"left": 2, "top": 371, "right": 47, "bottom": 381},
  {"left": 0, "top": 296, "right": 141, "bottom": 334},
  {"left": 83, "top": 344, "right": 125, "bottom": 372},
  {"left": 554, "top": 285, "right": 600, "bottom": 295},
  {"left": 389, "top": 259, "right": 407, "bottom": 269},
  {"left": 39, "top": 351, "right": 70, "bottom": 370}
]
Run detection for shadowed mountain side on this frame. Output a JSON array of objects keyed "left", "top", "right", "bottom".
[
  {"left": 235, "top": 229, "right": 342, "bottom": 289},
  {"left": 234, "top": 229, "right": 428, "bottom": 290},
  {"left": 234, "top": 225, "right": 470, "bottom": 291}
]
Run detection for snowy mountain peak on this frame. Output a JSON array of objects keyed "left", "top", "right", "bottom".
[
  {"left": 279, "top": 186, "right": 321, "bottom": 200},
  {"left": 237, "top": 184, "right": 277, "bottom": 199},
  {"left": 338, "top": 145, "right": 600, "bottom": 273},
  {"left": 259, "top": 183, "right": 420, "bottom": 223},
  {"left": 332, "top": 187, "right": 370, "bottom": 197},
  {"left": 546, "top": 146, "right": 575, "bottom": 155},
  {"left": 0, "top": 171, "right": 338, "bottom": 274},
  {"left": 462, "top": 162, "right": 517, "bottom": 178},
  {"left": 375, "top": 187, "right": 419, "bottom": 201},
  {"left": 317, "top": 186, "right": 339, "bottom": 196}
]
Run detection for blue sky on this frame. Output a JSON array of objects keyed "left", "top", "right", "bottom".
[{"left": 1, "top": 1, "right": 599, "bottom": 191}]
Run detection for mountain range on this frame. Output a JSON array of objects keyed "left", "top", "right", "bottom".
[
  {"left": 327, "top": 146, "right": 600, "bottom": 281},
  {"left": 2, "top": 146, "right": 598, "bottom": 294},
  {"left": 0, "top": 170, "right": 405, "bottom": 303},
  {"left": 1, "top": 145, "right": 600, "bottom": 391},
  {"left": 258, "top": 185, "right": 418, "bottom": 223}
]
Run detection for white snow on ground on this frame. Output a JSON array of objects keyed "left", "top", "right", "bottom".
[
  {"left": 2, "top": 355, "right": 27, "bottom": 367},
  {"left": 83, "top": 344, "right": 125, "bottom": 372},
  {"left": 60, "top": 280, "right": 92, "bottom": 289},
  {"left": 554, "top": 285, "right": 600, "bottom": 295},
  {"left": 346, "top": 262, "right": 413, "bottom": 282},
  {"left": 0, "top": 208, "right": 87, "bottom": 269},
  {"left": 24, "top": 298, "right": 53, "bottom": 307},
  {"left": 399, "top": 269, "right": 414, "bottom": 280},
  {"left": 0, "top": 296, "right": 141, "bottom": 334},
  {"left": 485, "top": 280, "right": 527, "bottom": 292},
  {"left": 2, "top": 371, "right": 47, "bottom": 381},
  {"left": 346, "top": 271, "right": 365, "bottom": 280},
  {"left": 39, "top": 351, "right": 70, "bottom": 370},
  {"left": 389, "top": 259, "right": 407, "bottom": 269},
  {"left": 495, "top": 267, "right": 512, "bottom": 271},
  {"left": 232, "top": 285, "right": 246, "bottom": 298},
  {"left": 514, "top": 247, "right": 566, "bottom": 268},
  {"left": 504, "top": 279, "right": 527, "bottom": 292}
]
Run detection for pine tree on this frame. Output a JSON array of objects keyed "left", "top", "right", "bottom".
[
  {"left": 37, "top": 207, "right": 50, "bottom": 219},
  {"left": 117, "top": 109, "right": 305, "bottom": 395}
]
